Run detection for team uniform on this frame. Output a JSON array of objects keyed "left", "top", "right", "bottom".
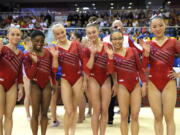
[
  {"left": 108, "top": 47, "right": 146, "bottom": 92},
  {"left": 0, "top": 46, "right": 24, "bottom": 91},
  {"left": 142, "top": 38, "right": 180, "bottom": 91}
]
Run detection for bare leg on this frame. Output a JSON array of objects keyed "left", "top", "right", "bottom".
[
  {"left": 50, "top": 85, "right": 59, "bottom": 124},
  {"left": 30, "top": 83, "right": 41, "bottom": 135},
  {"left": 85, "top": 87, "right": 92, "bottom": 117},
  {"left": 41, "top": 83, "right": 52, "bottom": 135},
  {"left": 88, "top": 77, "right": 101, "bottom": 135},
  {"left": 100, "top": 78, "right": 111, "bottom": 135},
  {"left": 148, "top": 81, "right": 163, "bottom": 135},
  {"left": 4, "top": 84, "right": 17, "bottom": 135},
  {"left": 117, "top": 85, "right": 130, "bottom": 135},
  {"left": 130, "top": 84, "right": 141, "bottom": 135},
  {"left": 0, "top": 85, "right": 5, "bottom": 135},
  {"left": 61, "top": 78, "right": 75, "bottom": 135},
  {"left": 77, "top": 93, "right": 86, "bottom": 123},
  {"left": 23, "top": 76, "right": 31, "bottom": 119},
  {"left": 70, "top": 77, "right": 83, "bottom": 135},
  {"left": 162, "top": 80, "right": 176, "bottom": 135}
]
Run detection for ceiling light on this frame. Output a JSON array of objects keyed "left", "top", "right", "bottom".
[
  {"left": 167, "top": 1, "right": 171, "bottom": 4},
  {"left": 92, "top": 3, "right": 96, "bottom": 6},
  {"left": 83, "top": 7, "right": 89, "bottom": 10},
  {"left": 111, "top": 7, "right": 114, "bottom": 9},
  {"left": 110, "top": 3, "right": 114, "bottom": 6}
]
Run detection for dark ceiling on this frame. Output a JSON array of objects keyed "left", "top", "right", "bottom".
[{"left": 0, "top": 0, "right": 179, "bottom": 11}]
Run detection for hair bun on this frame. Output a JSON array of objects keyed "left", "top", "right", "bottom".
[
  {"left": 87, "top": 21, "right": 99, "bottom": 27},
  {"left": 150, "top": 13, "right": 163, "bottom": 20}
]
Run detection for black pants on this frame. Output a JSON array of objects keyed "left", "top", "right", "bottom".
[{"left": 108, "top": 96, "right": 116, "bottom": 122}]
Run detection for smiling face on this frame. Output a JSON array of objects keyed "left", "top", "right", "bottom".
[
  {"left": 110, "top": 31, "right": 124, "bottom": 50},
  {"left": 7, "top": 28, "right": 22, "bottom": 45},
  {"left": 150, "top": 18, "right": 166, "bottom": 38},
  {"left": 86, "top": 26, "right": 99, "bottom": 42},
  {"left": 53, "top": 26, "right": 67, "bottom": 43},
  {"left": 31, "top": 35, "right": 44, "bottom": 52}
]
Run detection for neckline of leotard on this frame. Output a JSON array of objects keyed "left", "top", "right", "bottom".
[
  {"left": 151, "top": 38, "right": 169, "bottom": 48},
  {"left": 30, "top": 48, "right": 48, "bottom": 58},
  {"left": 57, "top": 41, "right": 73, "bottom": 52},
  {"left": 98, "top": 43, "right": 105, "bottom": 53},
  {"left": 114, "top": 47, "right": 128, "bottom": 58},
  {"left": 4, "top": 45, "right": 21, "bottom": 56},
  {"left": 86, "top": 42, "right": 104, "bottom": 54}
]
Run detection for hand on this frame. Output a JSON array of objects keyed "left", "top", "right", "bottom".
[
  {"left": 112, "top": 83, "right": 118, "bottom": 97},
  {"left": 51, "top": 85, "right": 57, "bottom": 95},
  {"left": 0, "top": 40, "right": 3, "bottom": 52},
  {"left": 139, "top": 39, "right": 150, "bottom": 57},
  {"left": 17, "top": 89, "right": 24, "bottom": 102},
  {"left": 49, "top": 47, "right": 59, "bottom": 58},
  {"left": 82, "top": 79, "right": 88, "bottom": 91},
  {"left": 141, "top": 83, "right": 147, "bottom": 97},
  {"left": 88, "top": 44, "right": 98, "bottom": 55},
  {"left": 30, "top": 52, "right": 38, "bottom": 63},
  {"left": 104, "top": 45, "right": 113, "bottom": 59},
  {"left": 168, "top": 71, "right": 180, "bottom": 79}
]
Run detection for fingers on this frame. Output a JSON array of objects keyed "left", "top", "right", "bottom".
[
  {"left": 87, "top": 39, "right": 93, "bottom": 46},
  {"left": 52, "top": 89, "right": 56, "bottom": 95},
  {"left": 169, "top": 71, "right": 175, "bottom": 74},
  {"left": 49, "top": 47, "right": 59, "bottom": 57},
  {"left": 139, "top": 39, "right": 150, "bottom": 49},
  {"left": 49, "top": 47, "right": 56, "bottom": 53},
  {"left": 82, "top": 82, "right": 87, "bottom": 91},
  {"left": 104, "top": 45, "right": 109, "bottom": 51},
  {"left": 142, "top": 91, "right": 146, "bottom": 97},
  {"left": 139, "top": 39, "right": 145, "bottom": 46},
  {"left": 141, "top": 89, "right": 146, "bottom": 97},
  {"left": 168, "top": 72, "right": 177, "bottom": 79},
  {"left": 0, "top": 45, "right": 3, "bottom": 52},
  {"left": 112, "top": 85, "right": 117, "bottom": 97},
  {"left": 113, "top": 90, "right": 117, "bottom": 97},
  {"left": 31, "top": 52, "right": 36, "bottom": 56},
  {"left": 17, "top": 91, "right": 23, "bottom": 101},
  {"left": 168, "top": 74, "right": 176, "bottom": 79}
]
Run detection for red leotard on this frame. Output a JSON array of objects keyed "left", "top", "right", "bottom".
[
  {"left": 57, "top": 41, "right": 82, "bottom": 86},
  {"left": 83, "top": 43, "right": 111, "bottom": 86},
  {"left": 108, "top": 48, "right": 146, "bottom": 92},
  {"left": 142, "top": 38, "right": 180, "bottom": 91},
  {"left": 0, "top": 46, "right": 24, "bottom": 91},
  {"left": 23, "top": 49, "right": 57, "bottom": 89}
]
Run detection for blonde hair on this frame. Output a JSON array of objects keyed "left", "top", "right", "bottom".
[
  {"left": 112, "top": 20, "right": 123, "bottom": 28},
  {"left": 7, "top": 27, "right": 21, "bottom": 34},
  {"left": 51, "top": 23, "right": 65, "bottom": 33}
]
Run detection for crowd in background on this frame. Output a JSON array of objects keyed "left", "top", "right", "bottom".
[
  {"left": 66, "top": 9, "right": 180, "bottom": 27},
  {"left": 0, "top": 9, "right": 180, "bottom": 50},
  {"left": 0, "top": 13, "right": 53, "bottom": 29}
]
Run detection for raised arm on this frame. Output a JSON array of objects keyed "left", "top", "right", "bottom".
[
  {"left": 139, "top": 39, "right": 151, "bottom": 69},
  {"left": 86, "top": 45, "right": 98, "bottom": 70},
  {"left": 23, "top": 53, "right": 38, "bottom": 80},
  {"left": 133, "top": 48, "right": 147, "bottom": 97},
  {"left": 175, "top": 39, "right": 180, "bottom": 54},
  {"left": 104, "top": 45, "right": 114, "bottom": 74},
  {"left": 48, "top": 47, "right": 58, "bottom": 73}
]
